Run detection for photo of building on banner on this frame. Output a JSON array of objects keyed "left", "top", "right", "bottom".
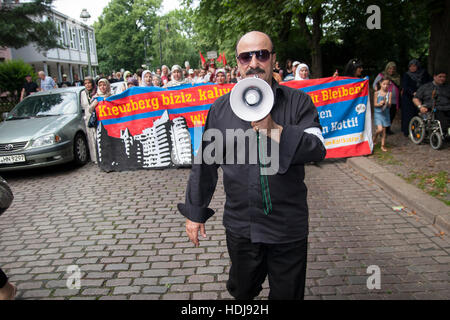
[{"left": 94, "top": 77, "right": 372, "bottom": 172}]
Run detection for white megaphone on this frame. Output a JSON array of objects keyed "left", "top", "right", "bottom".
[{"left": 229, "top": 76, "right": 274, "bottom": 122}]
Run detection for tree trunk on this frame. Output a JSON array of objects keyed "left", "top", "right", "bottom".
[
  {"left": 297, "top": 5, "right": 323, "bottom": 78},
  {"left": 428, "top": 0, "right": 450, "bottom": 75},
  {"left": 310, "top": 7, "right": 323, "bottom": 78}
]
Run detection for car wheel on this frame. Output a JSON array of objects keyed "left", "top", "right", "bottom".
[
  {"left": 73, "top": 133, "right": 88, "bottom": 165},
  {"left": 409, "top": 116, "right": 425, "bottom": 144},
  {"left": 429, "top": 131, "right": 443, "bottom": 150}
]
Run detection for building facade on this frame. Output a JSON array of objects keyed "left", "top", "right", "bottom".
[{"left": 7, "top": 5, "right": 98, "bottom": 84}]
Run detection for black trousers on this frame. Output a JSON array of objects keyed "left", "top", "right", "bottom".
[
  {"left": 0, "top": 268, "right": 7, "bottom": 288},
  {"left": 226, "top": 230, "right": 308, "bottom": 300}
]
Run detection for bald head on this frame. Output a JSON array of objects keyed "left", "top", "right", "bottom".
[{"left": 236, "top": 31, "right": 274, "bottom": 55}]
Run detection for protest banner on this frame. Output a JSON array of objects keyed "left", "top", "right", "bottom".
[
  {"left": 94, "top": 77, "right": 372, "bottom": 171},
  {"left": 283, "top": 76, "right": 373, "bottom": 159}
]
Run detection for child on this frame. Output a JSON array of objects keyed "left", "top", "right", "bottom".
[{"left": 373, "top": 79, "right": 392, "bottom": 152}]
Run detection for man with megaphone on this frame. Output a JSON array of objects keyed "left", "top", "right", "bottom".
[{"left": 178, "top": 31, "right": 326, "bottom": 300}]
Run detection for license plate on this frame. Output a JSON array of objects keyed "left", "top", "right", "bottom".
[{"left": 0, "top": 154, "right": 26, "bottom": 164}]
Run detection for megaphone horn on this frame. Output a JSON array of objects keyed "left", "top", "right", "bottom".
[{"left": 229, "top": 76, "right": 274, "bottom": 122}]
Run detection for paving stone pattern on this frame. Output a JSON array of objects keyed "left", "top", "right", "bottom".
[{"left": 0, "top": 160, "right": 448, "bottom": 300}]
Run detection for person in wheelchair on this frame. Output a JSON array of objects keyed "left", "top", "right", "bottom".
[{"left": 413, "top": 70, "right": 450, "bottom": 138}]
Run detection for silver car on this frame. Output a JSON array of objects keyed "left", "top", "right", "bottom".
[{"left": 0, "top": 87, "right": 90, "bottom": 171}]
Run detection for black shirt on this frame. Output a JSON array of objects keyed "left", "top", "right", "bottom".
[
  {"left": 416, "top": 82, "right": 450, "bottom": 111},
  {"left": 22, "top": 81, "right": 38, "bottom": 96},
  {"left": 59, "top": 81, "right": 72, "bottom": 88},
  {"left": 178, "top": 80, "right": 326, "bottom": 244}
]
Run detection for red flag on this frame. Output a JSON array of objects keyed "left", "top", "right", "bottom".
[
  {"left": 216, "top": 54, "right": 222, "bottom": 63},
  {"left": 221, "top": 52, "right": 227, "bottom": 66},
  {"left": 199, "top": 51, "right": 206, "bottom": 65}
]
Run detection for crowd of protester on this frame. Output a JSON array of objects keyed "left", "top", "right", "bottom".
[{"left": 17, "top": 55, "right": 449, "bottom": 161}]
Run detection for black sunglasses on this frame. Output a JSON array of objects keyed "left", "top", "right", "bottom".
[{"left": 236, "top": 49, "right": 274, "bottom": 65}]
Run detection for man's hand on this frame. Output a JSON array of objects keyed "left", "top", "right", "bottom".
[
  {"left": 251, "top": 114, "right": 283, "bottom": 143},
  {"left": 420, "top": 106, "right": 428, "bottom": 114},
  {"left": 185, "top": 219, "right": 206, "bottom": 247}
]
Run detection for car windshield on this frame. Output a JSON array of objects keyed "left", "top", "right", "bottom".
[{"left": 6, "top": 92, "right": 78, "bottom": 120}]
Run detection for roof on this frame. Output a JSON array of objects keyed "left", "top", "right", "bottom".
[{"left": 30, "top": 87, "right": 85, "bottom": 97}]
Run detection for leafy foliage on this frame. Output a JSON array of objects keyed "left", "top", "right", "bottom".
[
  {"left": 93, "top": 0, "right": 162, "bottom": 74},
  {"left": 184, "top": 0, "right": 435, "bottom": 78},
  {"left": 150, "top": 9, "right": 201, "bottom": 69},
  {"left": 0, "top": 59, "right": 36, "bottom": 102},
  {"left": 94, "top": 0, "right": 203, "bottom": 74},
  {"left": 0, "top": 0, "right": 60, "bottom": 51}
]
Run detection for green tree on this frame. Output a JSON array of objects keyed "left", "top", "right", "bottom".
[
  {"left": 151, "top": 9, "right": 200, "bottom": 69},
  {"left": 0, "top": 59, "right": 35, "bottom": 103},
  {"left": 187, "top": 0, "right": 330, "bottom": 76},
  {"left": 93, "top": 0, "right": 162, "bottom": 74},
  {"left": 0, "top": 0, "right": 60, "bottom": 51},
  {"left": 186, "top": 0, "right": 444, "bottom": 79}
]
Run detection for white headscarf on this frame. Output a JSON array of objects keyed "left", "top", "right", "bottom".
[
  {"left": 96, "top": 78, "right": 111, "bottom": 97},
  {"left": 165, "top": 65, "right": 188, "bottom": 88},
  {"left": 295, "top": 63, "right": 310, "bottom": 80},
  {"left": 141, "top": 70, "right": 153, "bottom": 87}
]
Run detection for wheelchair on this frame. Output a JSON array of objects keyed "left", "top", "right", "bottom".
[{"left": 409, "top": 107, "right": 449, "bottom": 150}]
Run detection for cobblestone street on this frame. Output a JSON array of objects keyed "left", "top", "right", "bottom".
[{"left": 0, "top": 159, "right": 449, "bottom": 300}]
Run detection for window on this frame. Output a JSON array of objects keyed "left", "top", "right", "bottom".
[
  {"left": 56, "top": 20, "right": 67, "bottom": 46},
  {"left": 79, "top": 29, "right": 85, "bottom": 51},
  {"left": 69, "top": 27, "right": 78, "bottom": 50},
  {"left": 88, "top": 31, "right": 94, "bottom": 53}
]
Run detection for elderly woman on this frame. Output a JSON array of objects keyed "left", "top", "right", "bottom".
[
  {"left": 165, "top": 65, "right": 188, "bottom": 88},
  {"left": 295, "top": 63, "right": 310, "bottom": 80},
  {"left": 161, "top": 65, "right": 170, "bottom": 86},
  {"left": 127, "top": 77, "right": 139, "bottom": 88},
  {"left": 215, "top": 69, "right": 226, "bottom": 85},
  {"left": 152, "top": 74, "right": 162, "bottom": 87},
  {"left": 401, "top": 59, "right": 432, "bottom": 136},
  {"left": 80, "top": 76, "right": 98, "bottom": 164},
  {"left": 373, "top": 62, "right": 401, "bottom": 134},
  {"left": 141, "top": 70, "right": 153, "bottom": 87},
  {"left": 88, "top": 79, "right": 112, "bottom": 163}
]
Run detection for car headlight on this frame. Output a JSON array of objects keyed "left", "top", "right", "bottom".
[{"left": 30, "top": 134, "right": 61, "bottom": 148}]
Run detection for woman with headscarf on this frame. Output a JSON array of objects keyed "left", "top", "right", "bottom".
[
  {"left": 400, "top": 59, "right": 432, "bottom": 136},
  {"left": 215, "top": 69, "right": 226, "bottom": 85},
  {"left": 141, "top": 70, "right": 153, "bottom": 87},
  {"left": 80, "top": 76, "right": 98, "bottom": 164},
  {"left": 295, "top": 63, "right": 310, "bottom": 80},
  {"left": 165, "top": 65, "right": 188, "bottom": 88},
  {"left": 88, "top": 79, "right": 112, "bottom": 164},
  {"left": 121, "top": 71, "right": 132, "bottom": 92},
  {"left": 373, "top": 62, "right": 401, "bottom": 134}
]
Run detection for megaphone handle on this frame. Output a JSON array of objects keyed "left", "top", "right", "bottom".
[{"left": 257, "top": 131, "right": 272, "bottom": 215}]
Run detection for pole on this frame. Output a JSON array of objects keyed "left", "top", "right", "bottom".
[
  {"left": 144, "top": 35, "right": 147, "bottom": 66},
  {"left": 159, "top": 19, "right": 162, "bottom": 67},
  {"left": 85, "top": 26, "right": 92, "bottom": 77}
]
